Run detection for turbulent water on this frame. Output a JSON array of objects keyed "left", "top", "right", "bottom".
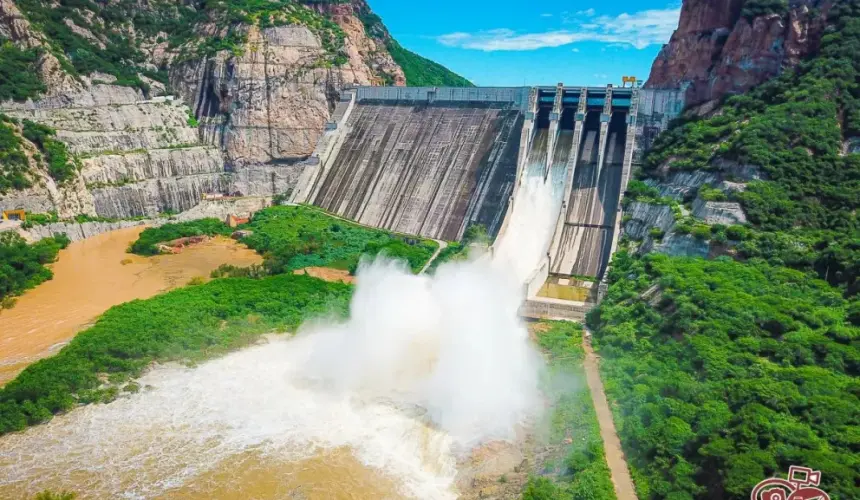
[{"left": 0, "top": 179, "right": 560, "bottom": 499}]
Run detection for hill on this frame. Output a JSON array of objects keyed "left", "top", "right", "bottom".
[
  {"left": 588, "top": 1, "right": 859, "bottom": 498},
  {"left": 0, "top": 0, "right": 469, "bottom": 219}
]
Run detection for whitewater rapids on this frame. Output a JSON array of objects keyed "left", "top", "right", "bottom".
[{"left": 0, "top": 177, "right": 561, "bottom": 499}]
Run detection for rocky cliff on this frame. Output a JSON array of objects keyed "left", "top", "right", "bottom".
[
  {"left": 647, "top": 0, "right": 834, "bottom": 109},
  {"left": 0, "top": 0, "right": 465, "bottom": 220}
]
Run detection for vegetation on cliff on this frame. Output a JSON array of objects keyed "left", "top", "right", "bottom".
[
  {"left": 21, "top": 120, "right": 78, "bottom": 184},
  {"left": 0, "top": 39, "right": 46, "bottom": 102},
  {"left": 522, "top": 321, "right": 616, "bottom": 500},
  {"left": 6, "top": 0, "right": 466, "bottom": 97},
  {"left": 0, "top": 273, "right": 351, "bottom": 433},
  {"left": 385, "top": 40, "right": 473, "bottom": 87},
  {"left": 0, "top": 117, "right": 32, "bottom": 193},
  {"left": 358, "top": 8, "right": 472, "bottom": 87},
  {"left": 643, "top": 0, "right": 860, "bottom": 295},
  {"left": 0, "top": 232, "right": 70, "bottom": 309},
  {"left": 0, "top": 116, "right": 78, "bottom": 192}
]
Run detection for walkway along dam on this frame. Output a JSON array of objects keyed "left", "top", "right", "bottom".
[{"left": 292, "top": 84, "right": 684, "bottom": 319}]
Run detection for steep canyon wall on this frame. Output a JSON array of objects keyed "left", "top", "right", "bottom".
[{"left": 647, "top": 0, "right": 834, "bottom": 108}]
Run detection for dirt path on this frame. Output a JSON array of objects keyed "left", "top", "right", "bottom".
[
  {"left": 420, "top": 239, "right": 448, "bottom": 274},
  {"left": 582, "top": 328, "right": 638, "bottom": 500}
]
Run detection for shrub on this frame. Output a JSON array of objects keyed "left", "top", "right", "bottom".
[
  {"left": 240, "top": 205, "right": 437, "bottom": 274},
  {"left": 691, "top": 224, "right": 712, "bottom": 240},
  {"left": 0, "top": 232, "right": 70, "bottom": 308},
  {"left": 129, "top": 219, "right": 233, "bottom": 255}
]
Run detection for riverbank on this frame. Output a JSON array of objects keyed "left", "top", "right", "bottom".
[{"left": 0, "top": 227, "right": 261, "bottom": 385}]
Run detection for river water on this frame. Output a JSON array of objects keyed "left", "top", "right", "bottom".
[
  {"left": 0, "top": 178, "right": 557, "bottom": 499},
  {"left": 0, "top": 226, "right": 262, "bottom": 384}
]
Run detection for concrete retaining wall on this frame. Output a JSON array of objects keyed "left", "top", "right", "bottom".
[{"left": 520, "top": 296, "right": 595, "bottom": 321}]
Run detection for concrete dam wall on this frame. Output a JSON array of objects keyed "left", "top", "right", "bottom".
[
  {"left": 296, "top": 85, "right": 682, "bottom": 284},
  {"left": 308, "top": 102, "right": 522, "bottom": 241}
]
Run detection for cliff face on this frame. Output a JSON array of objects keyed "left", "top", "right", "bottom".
[
  {"left": 647, "top": 0, "right": 833, "bottom": 108},
  {"left": 0, "top": 0, "right": 435, "bottom": 220}
]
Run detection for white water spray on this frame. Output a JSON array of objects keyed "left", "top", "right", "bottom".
[{"left": 0, "top": 177, "right": 560, "bottom": 499}]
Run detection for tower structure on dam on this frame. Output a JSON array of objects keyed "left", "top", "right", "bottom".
[{"left": 291, "top": 83, "right": 684, "bottom": 316}]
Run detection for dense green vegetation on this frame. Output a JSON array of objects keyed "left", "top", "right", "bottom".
[
  {"left": 0, "top": 116, "right": 32, "bottom": 193},
  {"left": 0, "top": 232, "right": 70, "bottom": 309},
  {"left": 240, "top": 205, "right": 438, "bottom": 273},
  {"left": 22, "top": 120, "right": 78, "bottom": 184},
  {"left": 607, "top": 4, "right": 860, "bottom": 498},
  {"left": 0, "top": 273, "right": 351, "bottom": 433},
  {"left": 20, "top": 211, "right": 149, "bottom": 229},
  {"left": 0, "top": 116, "right": 78, "bottom": 191},
  {"left": 522, "top": 321, "right": 616, "bottom": 500},
  {"left": 385, "top": 40, "right": 473, "bottom": 87},
  {"left": 643, "top": 0, "right": 860, "bottom": 295},
  {"left": 129, "top": 218, "right": 234, "bottom": 255},
  {"left": 357, "top": 9, "right": 472, "bottom": 87},
  {"left": 588, "top": 252, "right": 858, "bottom": 499},
  {"left": 0, "top": 39, "right": 46, "bottom": 102}
]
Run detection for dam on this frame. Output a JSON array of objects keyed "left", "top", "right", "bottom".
[{"left": 292, "top": 84, "right": 683, "bottom": 317}]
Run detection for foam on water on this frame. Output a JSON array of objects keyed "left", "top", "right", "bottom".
[{"left": 0, "top": 177, "right": 560, "bottom": 499}]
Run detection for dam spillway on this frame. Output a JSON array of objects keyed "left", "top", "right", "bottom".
[
  {"left": 296, "top": 88, "right": 526, "bottom": 241},
  {"left": 294, "top": 84, "right": 683, "bottom": 294}
]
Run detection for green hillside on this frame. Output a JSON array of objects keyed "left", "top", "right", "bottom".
[
  {"left": 589, "top": 2, "right": 860, "bottom": 498},
  {"left": 358, "top": 9, "right": 472, "bottom": 87},
  {"left": 386, "top": 40, "right": 473, "bottom": 87}
]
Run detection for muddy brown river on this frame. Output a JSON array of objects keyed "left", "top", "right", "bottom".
[
  {"left": 0, "top": 224, "right": 542, "bottom": 499},
  {"left": 0, "top": 226, "right": 262, "bottom": 384}
]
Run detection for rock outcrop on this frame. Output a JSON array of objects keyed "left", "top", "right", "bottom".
[
  {"left": 647, "top": 0, "right": 834, "bottom": 108},
  {"left": 623, "top": 201, "right": 676, "bottom": 240},
  {"left": 21, "top": 219, "right": 161, "bottom": 242},
  {"left": 0, "top": 0, "right": 412, "bottom": 221}
]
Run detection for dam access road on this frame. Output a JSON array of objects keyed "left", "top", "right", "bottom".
[{"left": 292, "top": 84, "right": 684, "bottom": 321}]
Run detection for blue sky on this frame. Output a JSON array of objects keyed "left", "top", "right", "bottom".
[{"left": 367, "top": 0, "right": 682, "bottom": 87}]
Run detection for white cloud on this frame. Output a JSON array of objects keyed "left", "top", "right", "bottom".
[
  {"left": 576, "top": 8, "right": 596, "bottom": 17},
  {"left": 571, "top": 47, "right": 580, "bottom": 52},
  {"left": 437, "top": 7, "right": 679, "bottom": 51},
  {"left": 540, "top": 13, "right": 553, "bottom": 18}
]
